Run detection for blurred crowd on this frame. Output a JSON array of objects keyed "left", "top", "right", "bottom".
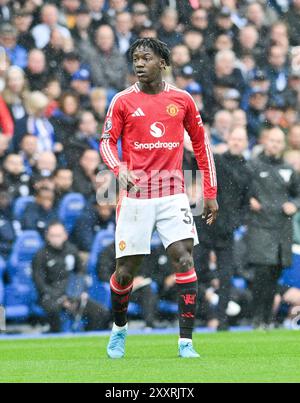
[{"left": 0, "top": 0, "right": 300, "bottom": 333}]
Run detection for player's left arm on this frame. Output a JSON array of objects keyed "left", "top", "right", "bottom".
[{"left": 183, "top": 93, "right": 218, "bottom": 225}]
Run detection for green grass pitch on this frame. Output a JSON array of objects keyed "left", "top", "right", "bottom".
[{"left": 0, "top": 330, "right": 299, "bottom": 383}]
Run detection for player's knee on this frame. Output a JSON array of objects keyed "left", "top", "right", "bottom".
[
  {"left": 178, "top": 253, "right": 194, "bottom": 273},
  {"left": 115, "top": 266, "right": 134, "bottom": 286}
]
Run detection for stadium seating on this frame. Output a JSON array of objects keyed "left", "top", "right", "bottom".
[
  {"left": 280, "top": 246, "right": 300, "bottom": 289},
  {"left": 5, "top": 231, "right": 44, "bottom": 321},
  {"left": 87, "top": 229, "right": 115, "bottom": 305},
  {"left": 58, "top": 193, "right": 86, "bottom": 233},
  {"left": 13, "top": 196, "right": 35, "bottom": 221}
]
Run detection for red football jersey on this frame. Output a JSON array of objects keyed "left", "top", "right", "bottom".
[{"left": 100, "top": 82, "right": 217, "bottom": 199}]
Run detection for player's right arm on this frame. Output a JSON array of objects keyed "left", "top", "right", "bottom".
[{"left": 100, "top": 95, "right": 138, "bottom": 191}]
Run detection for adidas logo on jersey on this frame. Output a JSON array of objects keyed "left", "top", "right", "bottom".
[{"left": 132, "top": 108, "right": 145, "bottom": 117}]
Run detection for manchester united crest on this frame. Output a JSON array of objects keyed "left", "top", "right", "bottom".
[
  {"left": 166, "top": 104, "right": 179, "bottom": 117},
  {"left": 119, "top": 241, "right": 127, "bottom": 251}
]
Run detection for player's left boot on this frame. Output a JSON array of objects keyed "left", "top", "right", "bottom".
[
  {"left": 107, "top": 324, "right": 128, "bottom": 359},
  {"left": 178, "top": 340, "right": 200, "bottom": 358}
]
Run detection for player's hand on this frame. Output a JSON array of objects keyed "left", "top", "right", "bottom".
[
  {"left": 250, "top": 197, "right": 262, "bottom": 212},
  {"left": 118, "top": 168, "right": 140, "bottom": 192},
  {"left": 202, "top": 199, "right": 218, "bottom": 225},
  {"left": 133, "top": 276, "right": 145, "bottom": 288},
  {"left": 282, "top": 202, "right": 298, "bottom": 216}
]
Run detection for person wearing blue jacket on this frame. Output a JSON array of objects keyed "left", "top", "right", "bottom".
[
  {"left": 22, "top": 187, "right": 58, "bottom": 236},
  {"left": 71, "top": 196, "right": 115, "bottom": 253}
]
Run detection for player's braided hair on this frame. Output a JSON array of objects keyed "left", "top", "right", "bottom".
[{"left": 129, "top": 38, "right": 171, "bottom": 66}]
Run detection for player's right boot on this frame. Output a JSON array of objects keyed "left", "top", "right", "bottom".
[
  {"left": 107, "top": 324, "right": 128, "bottom": 359},
  {"left": 178, "top": 340, "right": 200, "bottom": 358}
]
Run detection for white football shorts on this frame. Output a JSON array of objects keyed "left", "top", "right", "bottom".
[{"left": 115, "top": 193, "right": 199, "bottom": 259}]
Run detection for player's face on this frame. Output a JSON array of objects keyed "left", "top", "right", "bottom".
[{"left": 132, "top": 47, "right": 165, "bottom": 83}]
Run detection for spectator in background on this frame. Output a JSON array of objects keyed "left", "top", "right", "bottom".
[
  {"left": 60, "top": 0, "right": 81, "bottom": 30},
  {"left": 71, "top": 4, "right": 93, "bottom": 55},
  {"left": 0, "top": 186, "right": 16, "bottom": 259},
  {"left": 183, "top": 29, "right": 212, "bottom": 95},
  {"left": 82, "top": 24, "right": 127, "bottom": 91},
  {"left": 115, "top": 11, "right": 135, "bottom": 56},
  {"left": 285, "top": 0, "right": 300, "bottom": 46},
  {"left": 287, "top": 123, "right": 300, "bottom": 151},
  {"left": 247, "top": 127, "right": 300, "bottom": 328},
  {"left": 30, "top": 173, "right": 55, "bottom": 196},
  {"left": 25, "top": 91, "right": 62, "bottom": 153},
  {"left": 70, "top": 68, "right": 92, "bottom": 109},
  {"left": 50, "top": 92, "right": 79, "bottom": 148},
  {"left": 22, "top": 187, "right": 57, "bottom": 236},
  {"left": 89, "top": 87, "right": 107, "bottom": 130},
  {"left": 86, "top": 0, "right": 109, "bottom": 35},
  {"left": 157, "top": 8, "right": 182, "bottom": 49},
  {"left": 106, "top": 0, "right": 129, "bottom": 22},
  {"left": 54, "top": 168, "right": 74, "bottom": 204},
  {"left": 72, "top": 149, "right": 100, "bottom": 198},
  {"left": 3, "top": 153, "right": 30, "bottom": 198},
  {"left": 131, "top": 2, "right": 151, "bottom": 36},
  {"left": 33, "top": 222, "right": 110, "bottom": 333},
  {"left": 44, "top": 78, "right": 62, "bottom": 119},
  {"left": 221, "top": 88, "right": 241, "bottom": 112},
  {"left": 34, "top": 151, "right": 57, "bottom": 179},
  {"left": 59, "top": 51, "right": 81, "bottom": 90},
  {"left": 0, "top": 0, "right": 12, "bottom": 23},
  {"left": 195, "top": 127, "right": 251, "bottom": 330},
  {"left": 19, "top": 134, "right": 39, "bottom": 176},
  {"left": 284, "top": 150, "right": 300, "bottom": 174},
  {"left": 170, "top": 44, "right": 191, "bottom": 76},
  {"left": 44, "top": 29, "right": 65, "bottom": 77},
  {"left": 246, "top": 87, "right": 269, "bottom": 146},
  {"left": 190, "top": 8, "right": 210, "bottom": 40},
  {"left": 263, "top": 98, "right": 286, "bottom": 131},
  {"left": 0, "top": 23, "right": 28, "bottom": 69},
  {"left": 66, "top": 110, "right": 99, "bottom": 168},
  {"left": 72, "top": 197, "right": 115, "bottom": 254},
  {"left": 235, "top": 25, "right": 264, "bottom": 66},
  {"left": 212, "top": 7, "right": 238, "bottom": 44},
  {"left": 210, "top": 109, "right": 233, "bottom": 153},
  {"left": 13, "top": 9, "right": 35, "bottom": 51},
  {"left": 246, "top": 2, "right": 269, "bottom": 43},
  {"left": 148, "top": 244, "right": 176, "bottom": 306},
  {"left": 232, "top": 109, "right": 247, "bottom": 130},
  {"left": 213, "top": 50, "right": 246, "bottom": 96},
  {"left": 269, "top": 22, "right": 289, "bottom": 53},
  {"left": 2, "top": 66, "right": 28, "bottom": 146},
  {"left": 32, "top": 3, "right": 71, "bottom": 49},
  {"left": 265, "top": 45, "right": 289, "bottom": 96},
  {"left": 25, "top": 49, "right": 49, "bottom": 92}
]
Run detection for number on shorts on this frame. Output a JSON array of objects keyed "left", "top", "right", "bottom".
[{"left": 181, "top": 208, "right": 194, "bottom": 225}]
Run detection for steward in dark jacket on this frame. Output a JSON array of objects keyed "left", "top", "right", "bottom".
[
  {"left": 33, "top": 222, "right": 110, "bottom": 333},
  {"left": 247, "top": 127, "right": 300, "bottom": 327},
  {"left": 194, "top": 128, "right": 251, "bottom": 330},
  {"left": 71, "top": 199, "right": 115, "bottom": 252}
]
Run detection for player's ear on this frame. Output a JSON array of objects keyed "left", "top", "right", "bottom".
[{"left": 160, "top": 59, "right": 167, "bottom": 71}]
